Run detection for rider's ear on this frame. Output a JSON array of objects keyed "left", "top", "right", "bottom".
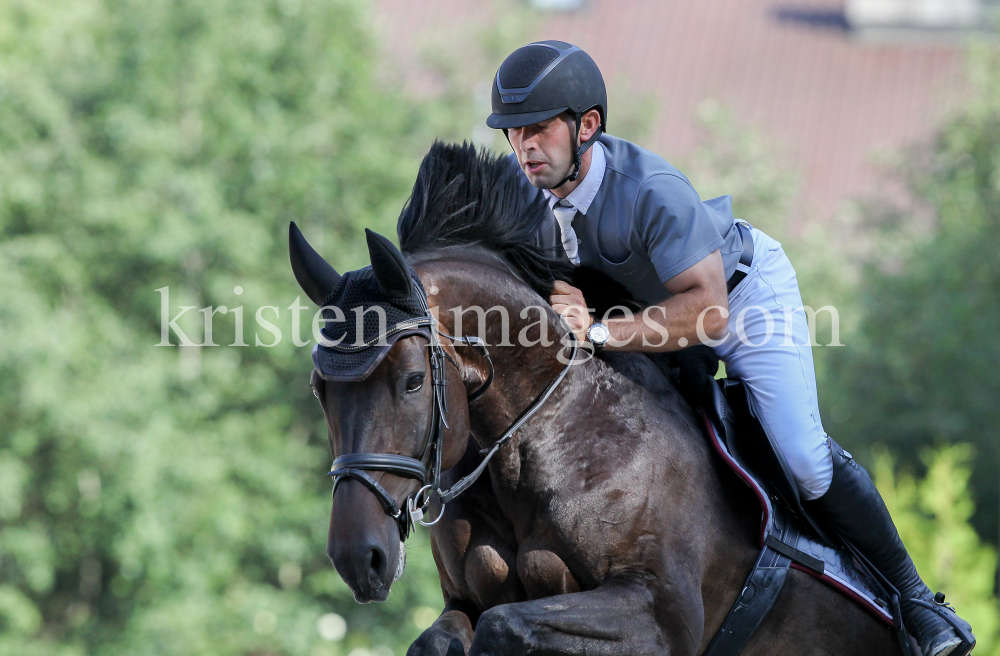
[
  {"left": 289, "top": 222, "right": 342, "bottom": 306},
  {"left": 366, "top": 229, "right": 413, "bottom": 300},
  {"left": 580, "top": 108, "right": 601, "bottom": 141}
]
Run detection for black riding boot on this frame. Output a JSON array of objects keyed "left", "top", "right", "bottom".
[{"left": 804, "top": 440, "right": 975, "bottom": 656}]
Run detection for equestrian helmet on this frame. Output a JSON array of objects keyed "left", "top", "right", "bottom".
[{"left": 487, "top": 40, "right": 607, "bottom": 132}]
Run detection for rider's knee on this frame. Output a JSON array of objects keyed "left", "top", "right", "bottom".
[{"left": 796, "top": 437, "right": 834, "bottom": 501}]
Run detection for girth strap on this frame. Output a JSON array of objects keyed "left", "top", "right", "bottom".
[
  {"left": 763, "top": 534, "right": 823, "bottom": 574},
  {"left": 703, "top": 544, "right": 791, "bottom": 656}
]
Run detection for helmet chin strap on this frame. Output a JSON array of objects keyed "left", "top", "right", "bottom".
[{"left": 551, "top": 112, "right": 603, "bottom": 191}]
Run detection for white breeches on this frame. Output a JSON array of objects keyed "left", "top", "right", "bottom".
[{"left": 711, "top": 225, "right": 833, "bottom": 501}]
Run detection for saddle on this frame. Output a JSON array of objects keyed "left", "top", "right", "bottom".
[{"left": 702, "top": 378, "right": 898, "bottom": 654}]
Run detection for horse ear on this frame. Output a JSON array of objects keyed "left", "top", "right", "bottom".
[
  {"left": 289, "top": 222, "right": 342, "bottom": 306},
  {"left": 365, "top": 229, "right": 412, "bottom": 300}
]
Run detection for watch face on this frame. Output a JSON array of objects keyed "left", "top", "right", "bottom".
[{"left": 588, "top": 323, "right": 610, "bottom": 344}]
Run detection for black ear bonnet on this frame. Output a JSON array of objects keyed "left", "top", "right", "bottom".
[
  {"left": 311, "top": 265, "right": 431, "bottom": 381},
  {"left": 290, "top": 223, "right": 433, "bottom": 381}
]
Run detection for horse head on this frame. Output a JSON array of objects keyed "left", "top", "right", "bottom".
[
  {"left": 290, "top": 222, "right": 471, "bottom": 602},
  {"left": 289, "top": 142, "right": 578, "bottom": 603}
]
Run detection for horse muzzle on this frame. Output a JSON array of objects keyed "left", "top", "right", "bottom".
[
  {"left": 327, "top": 480, "right": 405, "bottom": 603},
  {"left": 330, "top": 538, "right": 400, "bottom": 603}
]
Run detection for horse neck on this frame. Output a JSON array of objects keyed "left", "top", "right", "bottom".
[
  {"left": 415, "top": 254, "right": 590, "bottom": 449},
  {"left": 413, "top": 254, "right": 744, "bottom": 554}
]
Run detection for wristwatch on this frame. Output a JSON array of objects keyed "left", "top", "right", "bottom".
[{"left": 586, "top": 321, "right": 611, "bottom": 349}]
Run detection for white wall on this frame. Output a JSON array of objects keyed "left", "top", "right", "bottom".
[{"left": 846, "top": 0, "right": 982, "bottom": 28}]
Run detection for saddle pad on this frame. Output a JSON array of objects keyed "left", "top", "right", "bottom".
[{"left": 702, "top": 411, "right": 894, "bottom": 626}]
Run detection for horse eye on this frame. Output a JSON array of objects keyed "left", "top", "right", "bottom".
[
  {"left": 405, "top": 373, "right": 425, "bottom": 393},
  {"left": 312, "top": 386, "right": 320, "bottom": 399}
]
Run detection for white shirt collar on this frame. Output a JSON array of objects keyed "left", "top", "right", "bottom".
[{"left": 542, "top": 142, "right": 607, "bottom": 215}]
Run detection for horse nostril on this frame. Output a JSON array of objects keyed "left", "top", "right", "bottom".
[{"left": 366, "top": 545, "right": 387, "bottom": 580}]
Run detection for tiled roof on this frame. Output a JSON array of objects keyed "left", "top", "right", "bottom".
[{"left": 375, "top": 0, "right": 962, "bottom": 222}]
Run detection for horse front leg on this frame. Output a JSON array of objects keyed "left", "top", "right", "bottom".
[
  {"left": 407, "top": 599, "right": 478, "bottom": 656},
  {"left": 468, "top": 575, "right": 700, "bottom": 656}
]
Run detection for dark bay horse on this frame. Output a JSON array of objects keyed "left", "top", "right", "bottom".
[{"left": 291, "top": 143, "right": 901, "bottom": 655}]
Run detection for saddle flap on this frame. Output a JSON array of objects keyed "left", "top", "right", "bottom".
[
  {"left": 714, "top": 378, "right": 803, "bottom": 513},
  {"left": 701, "top": 391, "right": 897, "bottom": 640}
]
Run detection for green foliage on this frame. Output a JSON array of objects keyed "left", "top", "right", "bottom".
[
  {"left": 3, "top": 0, "right": 996, "bottom": 652},
  {"left": 604, "top": 78, "right": 659, "bottom": 149},
  {"left": 0, "top": 0, "right": 450, "bottom": 653},
  {"left": 823, "top": 44, "right": 1000, "bottom": 548},
  {"left": 682, "top": 99, "right": 801, "bottom": 235},
  {"left": 389, "top": 0, "right": 537, "bottom": 155},
  {"left": 874, "top": 446, "right": 999, "bottom": 655}
]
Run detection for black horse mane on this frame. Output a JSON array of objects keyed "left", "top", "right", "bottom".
[
  {"left": 395, "top": 141, "right": 711, "bottom": 409},
  {"left": 397, "top": 141, "right": 573, "bottom": 297},
  {"left": 396, "top": 141, "right": 639, "bottom": 314}
]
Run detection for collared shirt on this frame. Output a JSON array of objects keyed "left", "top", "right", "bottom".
[
  {"left": 541, "top": 141, "right": 607, "bottom": 216},
  {"left": 516, "top": 134, "right": 745, "bottom": 306}
]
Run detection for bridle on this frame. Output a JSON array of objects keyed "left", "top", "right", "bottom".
[{"left": 325, "top": 293, "right": 578, "bottom": 541}]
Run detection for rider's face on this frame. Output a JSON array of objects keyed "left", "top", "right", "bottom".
[{"left": 508, "top": 114, "right": 575, "bottom": 189}]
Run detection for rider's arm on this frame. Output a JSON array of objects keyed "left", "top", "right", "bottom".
[
  {"left": 610, "top": 249, "right": 727, "bottom": 351},
  {"left": 549, "top": 172, "right": 734, "bottom": 350},
  {"left": 614, "top": 171, "right": 730, "bottom": 350},
  {"left": 550, "top": 249, "right": 728, "bottom": 351}
]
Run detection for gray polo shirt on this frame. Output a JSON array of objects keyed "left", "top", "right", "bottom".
[{"left": 516, "top": 134, "right": 744, "bottom": 306}]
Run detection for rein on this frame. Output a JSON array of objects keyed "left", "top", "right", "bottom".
[{"left": 327, "top": 300, "right": 578, "bottom": 541}]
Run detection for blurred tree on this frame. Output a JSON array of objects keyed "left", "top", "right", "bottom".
[
  {"left": 5, "top": 0, "right": 995, "bottom": 652},
  {"left": 679, "top": 99, "right": 855, "bottom": 380},
  {"left": 683, "top": 99, "right": 801, "bottom": 235},
  {"left": 875, "top": 446, "right": 999, "bottom": 655},
  {"left": 823, "top": 43, "right": 1000, "bottom": 553},
  {"left": 0, "top": 0, "right": 457, "bottom": 653},
  {"left": 395, "top": 1, "right": 536, "bottom": 154}
]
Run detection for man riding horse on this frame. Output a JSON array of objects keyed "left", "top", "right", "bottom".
[{"left": 486, "top": 40, "right": 974, "bottom": 656}]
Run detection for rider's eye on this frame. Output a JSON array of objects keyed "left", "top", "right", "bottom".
[{"left": 405, "top": 373, "right": 425, "bottom": 393}]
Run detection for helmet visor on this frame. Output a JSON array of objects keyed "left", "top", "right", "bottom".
[{"left": 486, "top": 106, "right": 569, "bottom": 130}]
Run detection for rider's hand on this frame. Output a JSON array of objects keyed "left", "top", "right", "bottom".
[{"left": 549, "top": 280, "right": 593, "bottom": 344}]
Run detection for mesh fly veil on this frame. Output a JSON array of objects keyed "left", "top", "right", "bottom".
[{"left": 312, "top": 266, "right": 432, "bottom": 381}]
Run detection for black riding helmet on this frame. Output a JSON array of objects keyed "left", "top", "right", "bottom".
[{"left": 487, "top": 40, "right": 607, "bottom": 188}]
